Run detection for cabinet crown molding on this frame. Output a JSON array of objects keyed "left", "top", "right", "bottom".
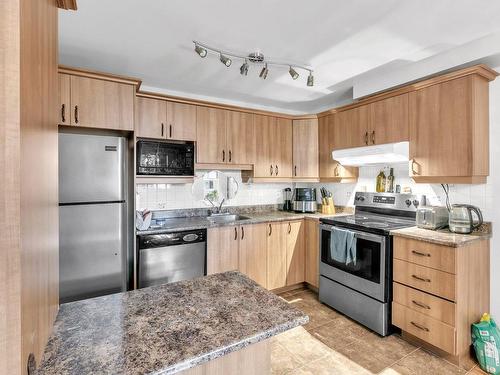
[{"left": 58, "top": 65, "right": 142, "bottom": 91}]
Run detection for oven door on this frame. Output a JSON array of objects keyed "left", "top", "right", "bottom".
[
  {"left": 319, "top": 224, "right": 387, "bottom": 302},
  {"left": 136, "top": 140, "right": 194, "bottom": 176}
]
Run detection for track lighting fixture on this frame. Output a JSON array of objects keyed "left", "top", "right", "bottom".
[
  {"left": 194, "top": 44, "right": 207, "bottom": 58},
  {"left": 240, "top": 60, "right": 249, "bottom": 76},
  {"left": 259, "top": 64, "right": 269, "bottom": 79},
  {"left": 192, "top": 40, "right": 315, "bottom": 86},
  {"left": 289, "top": 66, "right": 299, "bottom": 80},
  {"left": 219, "top": 53, "right": 232, "bottom": 67},
  {"left": 307, "top": 71, "right": 314, "bottom": 87}
]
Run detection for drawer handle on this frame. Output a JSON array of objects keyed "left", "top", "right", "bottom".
[
  {"left": 412, "top": 250, "right": 431, "bottom": 257},
  {"left": 412, "top": 274, "right": 431, "bottom": 283},
  {"left": 412, "top": 300, "right": 431, "bottom": 310},
  {"left": 411, "top": 321, "right": 430, "bottom": 332},
  {"left": 241, "top": 226, "right": 244, "bottom": 240},
  {"left": 268, "top": 224, "right": 272, "bottom": 236}
]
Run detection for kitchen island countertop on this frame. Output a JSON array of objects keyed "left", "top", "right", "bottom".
[{"left": 37, "top": 271, "right": 308, "bottom": 375}]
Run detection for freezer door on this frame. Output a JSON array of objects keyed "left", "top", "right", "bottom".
[
  {"left": 59, "top": 203, "right": 126, "bottom": 303},
  {"left": 59, "top": 133, "right": 126, "bottom": 203},
  {"left": 138, "top": 242, "right": 206, "bottom": 288}
]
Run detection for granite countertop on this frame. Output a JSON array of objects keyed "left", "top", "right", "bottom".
[
  {"left": 390, "top": 224, "right": 492, "bottom": 247},
  {"left": 38, "top": 272, "right": 308, "bottom": 375},
  {"left": 137, "top": 210, "right": 350, "bottom": 235}
]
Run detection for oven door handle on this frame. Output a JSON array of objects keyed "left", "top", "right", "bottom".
[{"left": 319, "top": 224, "right": 386, "bottom": 243}]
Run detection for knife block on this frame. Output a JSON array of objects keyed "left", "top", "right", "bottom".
[{"left": 321, "top": 197, "right": 336, "bottom": 214}]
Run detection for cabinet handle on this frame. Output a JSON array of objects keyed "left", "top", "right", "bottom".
[
  {"left": 222, "top": 150, "right": 225, "bottom": 162},
  {"left": 229, "top": 150, "right": 232, "bottom": 163},
  {"left": 412, "top": 250, "right": 431, "bottom": 257},
  {"left": 61, "top": 104, "right": 66, "bottom": 123},
  {"left": 275, "top": 165, "right": 279, "bottom": 176},
  {"left": 411, "top": 159, "right": 419, "bottom": 175},
  {"left": 364, "top": 131, "right": 368, "bottom": 145},
  {"left": 234, "top": 227, "right": 238, "bottom": 240},
  {"left": 74, "top": 105, "right": 79, "bottom": 124},
  {"left": 412, "top": 274, "right": 431, "bottom": 283},
  {"left": 241, "top": 226, "right": 244, "bottom": 240},
  {"left": 161, "top": 123, "right": 164, "bottom": 137},
  {"left": 294, "top": 165, "right": 297, "bottom": 176},
  {"left": 371, "top": 130, "right": 375, "bottom": 144},
  {"left": 412, "top": 300, "right": 431, "bottom": 310},
  {"left": 334, "top": 165, "right": 339, "bottom": 177},
  {"left": 288, "top": 222, "right": 291, "bottom": 234},
  {"left": 410, "top": 321, "right": 430, "bottom": 332},
  {"left": 270, "top": 165, "right": 273, "bottom": 176},
  {"left": 268, "top": 224, "right": 272, "bottom": 236},
  {"left": 169, "top": 124, "right": 172, "bottom": 138}
]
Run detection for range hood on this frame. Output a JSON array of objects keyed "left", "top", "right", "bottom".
[{"left": 332, "top": 142, "right": 409, "bottom": 166}]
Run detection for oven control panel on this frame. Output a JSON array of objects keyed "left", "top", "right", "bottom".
[
  {"left": 354, "top": 192, "right": 423, "bottom": 212},
  {"left": 373, "top": 196, "right": 395, "bottom": 204}
]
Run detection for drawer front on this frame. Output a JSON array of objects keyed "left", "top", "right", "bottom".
[
  {"left": 393, "top": 282, "right": 456, "bottom": 326},
  {"left": 393, "top": 259, "right": 456, "bottom": 301},
  {"left": 394, "top": 237, "right": 455, "bottom": 274},
  {"left": 392, "top": 302, "right": 456, "bottom": 355}
]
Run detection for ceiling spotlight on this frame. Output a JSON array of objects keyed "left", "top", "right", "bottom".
[
  {"left": 240, "top": 60, "right": 249, "bottom": 76},
  {"left": 219, "top": 54, "right": 232, "bottom": 67},
  {"left": 307, "top": 71, "right": 314, "bottom": 87},
  {"left": 289, "top": 66, "right": 299, "bottom": 80},
  {"left": 194, "top": 44, "right": 207, "bottom": 58},
  {"left": 259, "top": 64, "right": 269, "bottom": 79}
]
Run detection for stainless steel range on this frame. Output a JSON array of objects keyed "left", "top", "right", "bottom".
[{"left": 319, "top": 192, "right": 422, "bottom": 336}]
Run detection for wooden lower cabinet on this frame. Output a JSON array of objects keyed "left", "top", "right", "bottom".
[
  {"left": 207, "top": 226, "right": 239, "bottom": 274},
  {"left": 304, "top": 219, "right": 319, "bottom": 288},
  {"left": 286, "top": 221, "right": 305, "bottom": 286},
  {"left": 266, "top": 222, "right": 287, "bottom": 290},
  {"left": 238, "top": 223, "right": 268, "bottom": 288}
]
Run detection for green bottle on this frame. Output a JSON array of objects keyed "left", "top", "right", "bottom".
[
  {"left": 376, "top": 170, "right": 386, "bottom": 193},
  {"left": 387, "top": 168, "right": 395, "bottom": 193}
]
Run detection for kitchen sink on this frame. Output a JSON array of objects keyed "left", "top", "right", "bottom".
[{"left": 207, "top": 214, "right": 251, "bottom": 224}]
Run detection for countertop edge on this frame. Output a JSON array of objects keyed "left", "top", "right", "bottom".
[
  {"left": 390, "top": 228, "right": 492, "bottom": 248},
  {"left": 155, "top": 315, "right": 309, "bottom": 375}
]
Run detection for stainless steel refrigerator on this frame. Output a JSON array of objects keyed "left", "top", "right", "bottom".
[{"left": 59, "top": 133, "right": 128, "bottom": 303}]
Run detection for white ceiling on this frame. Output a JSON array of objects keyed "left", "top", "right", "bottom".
[{"left": 59, "top": 0, "right": 500, "bottom": 114}]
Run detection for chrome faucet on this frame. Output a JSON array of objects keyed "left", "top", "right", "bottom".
[{"left": 207, "top": 198, "right": 225, "bottom": 215}]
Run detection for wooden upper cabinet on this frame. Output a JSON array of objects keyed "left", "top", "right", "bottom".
[
  {"left": 166, "top": 101, "right": 197, "bottom": 141},
  {"left": 286, "top": 220, "right": 305, "bottom": 286},
  {"left": 238, "top": 223, "right": 267, "bottom": 288},
  {"left": 318, "top": 115, "right": 358, "bottom": 182},
  {"left": 135, "top": 97, "right": 167, "bottom": 139},
  {"left": 292, "top": 119, "right": 319, "bottom": 179},
  {"left": 369, "top": 93, "right": 409, "bottom": 145},
  {"left": 196, "top": 106, "right": 227, "bottom": 164},
  {"left": 333, "top": 105, "right": 370, "bottom": 150},
  {"left": 409, "top": 75, "right": 490, "bottom": 183},
  {"left": 69, "top": 75, "right": 135, "bottom": 130},
  {"left": 254, "top": 115, "right": 276, "bottom": 178},
  {"left": 275, "top": 118, "right": 293, "bottom": 178},
  {"left": 226, "top": 111, "right": 255, "bottom": 165},
  {"left": 266, "top": 222, "right": 287, "bottom": 290},
  {"left": 58, "top": 73, "right": 71, "bottom": 125}
]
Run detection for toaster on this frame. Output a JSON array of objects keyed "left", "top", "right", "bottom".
[{"left": 416, "top": 206, "right": 449, "bottom": 230}]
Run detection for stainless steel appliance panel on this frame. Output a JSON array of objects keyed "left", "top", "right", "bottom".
[
  {"left": 138, "top": 242, "right": 206, "bottom": 288},
  {"left": 59, "top": 203, "right": 126, "bottom": 303},
  {"left": 59, "top": 133, "right": 125, "bottom": 203}
]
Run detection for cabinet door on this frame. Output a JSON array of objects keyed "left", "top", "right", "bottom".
[
  {"left": 254, "top": 115, "right": 275, "bottom": 177},
  {"left": 286, "top": 220, "right": 305, "bottom": 286},
  {"left": 293, "top": 119, "right": 318, "bottom": 178},
  {"left": 135, "top": 97, "right": 167, "bottom": 139},
  {"left": 59, "top": 73, "right": 71, "bottom": 125},
  {"left": 166, "top": 101, "right": 197, "bottom": 141},
  {"left": 238, "top": 223, "right": 268, "bottom": 288},
  {"left": 70, "top": 75, "right": 135, "bottom": 130},
  {"left": 409, "top": 77, "right": 473, "bottom": 178},
  {"left": 207, "top": 226, "right": 239, "bottom": 275},
  {"left": 226, "top": 111, "right": 255, "bottom": 165},
  {"left": 196, "top": 106, "right": 227, "bottom": 164},
  {"left": 304, "top": 219, "right": 319, "bottom": 288},
  {"left": 266, "top": 222, "right": 287, "bottom": 290},
  {"left": 332, "top": 105, "right": 370, "bottom": 150},
  {"left": 370, "top": 93, "right": 409, "bottom": 145},
  {"left": 275, "top": 118, "right": 293, "bottom": 178}
]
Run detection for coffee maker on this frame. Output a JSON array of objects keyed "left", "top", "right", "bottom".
[{"left": 283, "top": 188, "right": 293, "bottom": 211}]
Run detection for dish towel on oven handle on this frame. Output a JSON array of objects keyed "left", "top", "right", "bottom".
[{"left": 330, "top": 227, "right": 357, "bottom": 265}]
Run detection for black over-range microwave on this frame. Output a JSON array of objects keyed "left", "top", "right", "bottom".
[{"left": 136, "top": 140, "right": 195, "bottom": 176}]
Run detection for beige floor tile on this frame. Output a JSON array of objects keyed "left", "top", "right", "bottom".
[
  {"left": 286, "top": 300, "right": 335, "bottom": 331},
  {"left": 271, "top": 341, "right": 303, "bottom": 375},
  {"left": 310, "top": 315, "right": 371, "bottom": 349},
  {"left": 385, "top": 348, "right": 467, "bottom": 375},
  {"left": 334, "top": 332, "right": 418, "bottom": 373},
  {"left": 289, "top": 350, "right": 372, "bottom": 375},
  {"left": 467, "top": 365, "right": 488, "bottom": 374},
  {"left": 278, "top": 327, "right": 333, "bottom": 365}
]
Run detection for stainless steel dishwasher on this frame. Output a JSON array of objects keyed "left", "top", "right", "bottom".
[{"left": 137, "top": 229, "right": 206, "bottom": 288}]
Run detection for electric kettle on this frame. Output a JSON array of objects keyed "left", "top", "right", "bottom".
[{"left": 449, "top": 204, "right": 483, "bottom": 234}]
